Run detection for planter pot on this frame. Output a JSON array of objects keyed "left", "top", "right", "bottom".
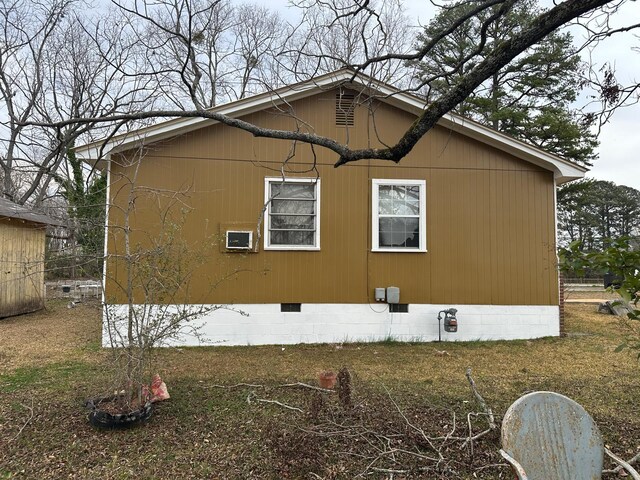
[
  {"left": 85, "top": 396, "right": 153, "bottom": 429},
  {"left": 318, "top": 371, "right": 337, "bottom": 389}
]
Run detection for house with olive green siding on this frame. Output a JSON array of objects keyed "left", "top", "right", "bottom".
[{"left": 76, "top": 70, "right": 586, "bottom": 346}]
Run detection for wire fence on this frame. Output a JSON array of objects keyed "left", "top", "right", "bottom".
[{"left": 564, "top": 278, "right": 604, "bottom": 285}]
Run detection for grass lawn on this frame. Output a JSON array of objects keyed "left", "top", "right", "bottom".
[{"left": 1, "top": 300, "right": 639, "bottom": 479}]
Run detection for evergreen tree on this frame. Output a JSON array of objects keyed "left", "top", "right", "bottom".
[
  {"left": 557, "top": 179, "right": 640, "bottom": 250},
  {"left": 413, "top": 0, "right": 598, "bottom": 166}
]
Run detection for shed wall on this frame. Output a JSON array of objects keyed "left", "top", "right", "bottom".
[
  {"left": 105, "top": 89, "right": 559, "bottom": 307},
  {"left": 0, "top": 218, "right": 46, "bottom": 318}
]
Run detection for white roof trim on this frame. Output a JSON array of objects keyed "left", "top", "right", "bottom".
[{"left": 75, "top": 69, "right": 586, "bottom": 184}]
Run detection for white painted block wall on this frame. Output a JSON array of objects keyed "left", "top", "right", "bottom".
[{"left": 102, "top": 303, "right": 560, "bottom": 347}]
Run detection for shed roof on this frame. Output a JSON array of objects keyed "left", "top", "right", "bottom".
[
  {"left": 0, "top": 197, "right": 61, "bottom": 226},
  {"left": 75, "top": 69, "right": 588, "bottom": 185}
]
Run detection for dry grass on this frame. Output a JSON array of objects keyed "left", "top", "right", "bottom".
[
  {"left": 0, "top": 300, "right": 104, "bottom": 372},
  {"left": 565, "top": 288, "right": 619, "bottom": 300},
  {"left": 1, "top": 300, "right": 639, "bottom": 479}
]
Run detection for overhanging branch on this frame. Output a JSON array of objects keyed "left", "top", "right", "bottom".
[{"left": 19, "top": 0, "right": 618, "bottom": 169}]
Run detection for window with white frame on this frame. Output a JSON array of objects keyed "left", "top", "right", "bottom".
[
  {"left": 264, "top": 177, "right": 320, "bottom": 250},
  {"left": 372, "top": 179, "right": 426, "bottom": 252}
]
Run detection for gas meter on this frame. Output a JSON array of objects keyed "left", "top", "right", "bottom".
[{"left": 437, "top": 308, "right": 458, "bottom": 341}]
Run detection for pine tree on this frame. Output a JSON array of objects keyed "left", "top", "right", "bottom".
[
  {"left": 557, "top": 179, "right": 640, "bottom": 250},
  {"left": 413, "top": 0, "right": 598, "bottom": 166}
]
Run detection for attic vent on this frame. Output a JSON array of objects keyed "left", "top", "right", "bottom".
[
  {"left": 335, "top": 92, "right": 355, "bottom": 126},
  {"left": 226, "top": 230, "right": 252, "bottom": 250}
]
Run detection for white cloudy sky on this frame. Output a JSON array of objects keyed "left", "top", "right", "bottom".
[{"left": 265, "top": 0, "right": 640, "bottom": 190}]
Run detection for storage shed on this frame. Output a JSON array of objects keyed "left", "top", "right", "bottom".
[{"left": 0, "top": 197, "right": 59, "bottom": 318}]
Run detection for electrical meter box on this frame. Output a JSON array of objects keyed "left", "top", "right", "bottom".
[{"left": 386, "top": 287, "right": 400, "bottom": 304}]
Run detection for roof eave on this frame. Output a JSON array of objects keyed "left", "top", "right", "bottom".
[
  {"left": 75, "top": 69, "right": 588, "bottom": 183},
  {"left": 437, "top": 114, "right": 587, "bottom": 185},
  {"left": 326, "top": 80, "right": 588, "bottom": 183},
  {"left": 75, "top": 70, "right": 358, "bottom": 163}
]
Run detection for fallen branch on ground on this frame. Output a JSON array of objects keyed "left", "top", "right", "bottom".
[
  {"left": 8, "top": 399, "right": 34, "bottom": 443},
  {"left": 208, "top": 381, "right": 334, "bottom": 393},
  {"left": 212, "top": 369, "right": 502, "bottom": 477},
  {"left": 279, "top": 382, "right": 335, "bottom": 393},
  {"left": 463, "top": 367, "right": 498, "bottom": 455},
  {"left": 208, "top": 383, "right": 265, "bottom": 389},
  {"left": 246, "top": 392, "right": 304, "bottom": 413},
  {"left": 384, "top": 385, "right": 444, "bottom": 463},
  {"left": 465, "top": 367, "right": 496, "bottom": 429},
  {"left": 603, "top": 448, "right": 640, "bottom": 475}
]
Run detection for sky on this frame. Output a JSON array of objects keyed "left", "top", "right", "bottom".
[
  {"left": 575, "top": 2, "right": 640, "bottom": 191},
  {"left": 265, "top": 0, "right": 640, "bottom": 190}
]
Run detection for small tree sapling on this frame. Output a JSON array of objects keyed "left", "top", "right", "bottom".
[{"left": 96, "top": 152, "right": 247, "bottom": 419}]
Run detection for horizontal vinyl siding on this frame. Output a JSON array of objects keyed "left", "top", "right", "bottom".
[{"left": 106, "top": 90, "right": 558, "bottom": 306}]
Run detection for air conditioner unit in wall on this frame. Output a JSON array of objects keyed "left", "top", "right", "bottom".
[{"left": 225, "top": 230, "right": 253, "bottom": 250}]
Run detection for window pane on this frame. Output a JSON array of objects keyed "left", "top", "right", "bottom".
[
  {"left": 379, "top": 197, "right": 394, "bottom": 215},
  {"left": 379, "top": 184, "right": 421, "bottom": 215},
  {"left": 379, "top": 217, "right": 419, "bottom": 248},
  {"left": 379, "top": 185, "right": 393, "bottom": 201},
  {"left": 271, "top": 214, "right": 315, "bottom": 230},
  {"left": 270, "top": 230, "right": 315, "bottom": 246},
  {"left": 404, "top": 200, "right": 420, "bottom": 214},
  {"left": 392, "top": 185, "right": 406, "bottom": 198},
  {"left": 271, "top": 183, "right": 315, "bottom": 199},
  {"left": 404, "top": 186, "right": 420, "bottom": 214},
  {"left": 394, "top": 200, "right": 419, "bottom": 216},
  {"left": 271, "top": 199, "right": 315, "bottom": 214},
  {"left": 405, "top": 185, "right": 419, "bottom": 197}
]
